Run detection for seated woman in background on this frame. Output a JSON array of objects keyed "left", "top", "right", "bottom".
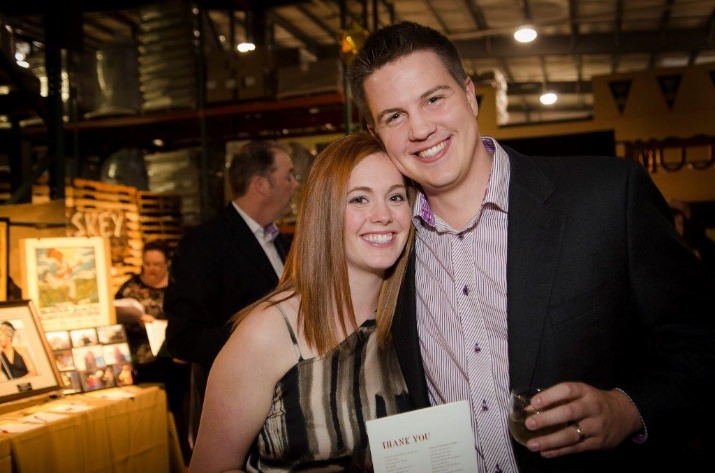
[
  {"left": 190, "top": 133, "right": 415, "bottom": 472},
  {"left": 114, "top": 239, "right": 192, "bottom": 462}
]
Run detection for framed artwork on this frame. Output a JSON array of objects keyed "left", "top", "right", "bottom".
[
  {"left": 0, "top": 217, "right": 8, "bottom": 301},
  {"left": 0, "top": 300, "right": 63, "bottom": 404},
  {"left": 20, "top": 236, "right": 115, "bottom": 332}
]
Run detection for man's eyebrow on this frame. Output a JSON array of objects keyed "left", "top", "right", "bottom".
[
  {"left": 420, "top": 85, "right": 451, "bottom": 101},
  {"left": 375, "top": 85, "right": 453, "bottom": 123},
  {"left": 375, "top": 107, "right": 402, "bottom": 124}
]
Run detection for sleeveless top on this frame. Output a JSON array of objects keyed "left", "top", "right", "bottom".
[
  {"left": 1, "top": 350, "right": 28, "bottom": 379},
  {"left": 246, "top": 305, "right": 412, "bottom": 472}
]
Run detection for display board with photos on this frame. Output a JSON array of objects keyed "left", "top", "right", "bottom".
[{"left": 45, "top": 324, "right": 133, "bottom": 394}]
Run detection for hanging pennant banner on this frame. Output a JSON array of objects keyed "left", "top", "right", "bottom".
[
  {"left": 608, "top": 79, "right": 632, "bottom": 115},
  {"left": 656, "top": 74, "right": 682, "bottom": 110}
]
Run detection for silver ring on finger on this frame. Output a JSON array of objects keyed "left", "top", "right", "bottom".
[{"left": 573, "top": 422, "right": 586, "bottom": 443}]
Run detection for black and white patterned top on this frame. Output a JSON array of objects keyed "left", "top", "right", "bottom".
[{"left": 246, "top": 305, "right": 412, "bottom": 472}]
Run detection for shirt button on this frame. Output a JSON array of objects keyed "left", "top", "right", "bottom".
[
  {"left": 457, "top": 233, "right": 464, "bottom": 240},
  {"left": 462, "top": 285, "right": 469, "bottom": 295},
  {"left": 474, "top": 343, "right": 481, "bottom": 353},
  {"left": 481, "top": 399, "right": 489, "bottom": 411}
]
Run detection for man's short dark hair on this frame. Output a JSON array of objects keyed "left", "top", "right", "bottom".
[
  {"left": 228, "top": 141, "right": 290, "bottom": 198},
  {"left": 348, "top": 21, "right": 468, "bottom": 126}
]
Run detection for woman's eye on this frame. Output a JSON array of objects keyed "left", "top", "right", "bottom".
[
  {"left": 385, "top": 112, "right": 401, "bottom": 124},
  {"left": 349, "top": 196, "right": 367, "bottom": 204},
  {"left": 389, "top": 193, "right": 406, "bottom": 202}
]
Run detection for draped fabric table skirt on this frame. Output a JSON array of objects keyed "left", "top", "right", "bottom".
[{"left": 0, "top": 385, "right": 177, "bottom": 473}]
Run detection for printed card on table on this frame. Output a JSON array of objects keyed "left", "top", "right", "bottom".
[{"left": 366, "top": 400, "right": 478, "bottom": 473}]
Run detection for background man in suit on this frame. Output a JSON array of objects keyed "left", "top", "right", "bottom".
[
  {"left": 164, "top": 140, "right": 298, "bottom": 451},
  {"left": 348, "top": 22, "right": 715, "bottom": 472}
]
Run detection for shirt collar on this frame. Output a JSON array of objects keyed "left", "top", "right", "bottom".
[
  {"left": 232, "top": 202, "right": 279, "bottom": 243},
  {"left": 413, "top": 136, "right": 510, "bottom": 231}
]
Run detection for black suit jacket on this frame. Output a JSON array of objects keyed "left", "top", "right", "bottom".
[
  {"left": 392, "top": 148, "right": 715, "bottom": 471},
  {"left": 164, "top": 204, "right": 289, "bottom": 369}
]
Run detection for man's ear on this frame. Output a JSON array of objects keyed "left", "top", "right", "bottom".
[
  {"left": 252, "top": 175, "right": 269, "bottom": 195},
  {"left": 465, "top": 76, "right": 478, "bottom": 116}
]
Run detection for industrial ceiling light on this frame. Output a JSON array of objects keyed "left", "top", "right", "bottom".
[
  {"left": 237, "top": 42, "right": 256, "bottom": 53},
  {"left": 514, "top": 26, "right": 537, "bottom": 43},
  {"left": 539, "top": 92, "right": 558, "bottom": 105}
]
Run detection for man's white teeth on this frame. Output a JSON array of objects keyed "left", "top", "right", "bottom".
[
  {"left": 418, "top": 141, "right": 446, "bottom": 159},
  {"left": 363, "top": 233, "right": 393, "bottom": 244}
]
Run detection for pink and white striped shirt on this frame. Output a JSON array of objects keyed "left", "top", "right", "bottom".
[{"left": 413, "top": 137, "right": 518, "bottom": 473}]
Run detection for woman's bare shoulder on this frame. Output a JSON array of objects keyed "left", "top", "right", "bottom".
[{"left": 219, "top": 294, "right": 300, "bottom": 371}]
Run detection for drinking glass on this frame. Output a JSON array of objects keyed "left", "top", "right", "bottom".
[{"left": 508, "top": 387, "right": 568, "bottom": 446}]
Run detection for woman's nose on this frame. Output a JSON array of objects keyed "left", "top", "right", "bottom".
[{"left": 371, "top": 204, "right": 393, "bottom": 224}]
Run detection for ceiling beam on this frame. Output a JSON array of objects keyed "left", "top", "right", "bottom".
[
  {"left": 574, "top": 54, "right": 584, "bottom": 94},
  {"left": 611, "top": 0, "right": 624, "bottom": 73},
  {"left": 648, "top": 0, "right": 675, "bottom": 68},
  {"left": 658, "top": 0, "right": 675, "bottom": 32},
  {"left": 498, "top": 57, "right": 515, "bottom": 82},
  {"left": 506, "top": 103, "right": 592, "bottom": 113},
  {"left": 423, "top": 0, "right": 451, "bottom": 34},
  {"left": 505, "top": 80, "right": 592, "bottom": 95},
  {"left": 568, "top": 0, "right": 579, "bottom": 40},
  {"left": 462, "top": 0, "right": 489, "bottom": 30},
  {"left": 295, "top": 4, "right": 336, "bottom": 38},
  {"left": 520, "top": 0, "right": 532, "bottom": 21},
  {"left": 454, "top": 28, "right": 714, "bottom": 59},
  {"left": 539, "top": 55, "right": 549, "bottom": 86},
  {"left": 268, "top": 10, "right": 319, "bottom": 51}
]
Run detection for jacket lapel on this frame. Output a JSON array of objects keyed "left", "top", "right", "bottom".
[
  {"left": 274, "top": 234, "right": 290, "bottom": 261},
  {"left": 505, "top": 150, "right": 565, "bottom": 388},
  {"left": 222, "top": 205, "right": 280, "bottom": 284},
  {"left": 393, "top": 249, "right": 430, "bottom": 407}
]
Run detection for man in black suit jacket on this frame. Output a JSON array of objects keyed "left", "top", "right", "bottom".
[
  {"left": 164, "top": 140, "right": 298, "bottom": 448},
  {"left": 349, "top": 22, "right": 715, "bottom": 472}
]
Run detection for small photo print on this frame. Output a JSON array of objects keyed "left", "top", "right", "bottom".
[
  {"left": 45, "top": 331, "right": 71, "bottom": 350},
  {"left": 60, "top": 371, "right": 82, "bottom": 394},
  {"left": 70, "top": 328, "right": 98, "bottom": 347},
  {"left": 115, "top": 362, "right": 134, "bottom": 386},
  {"left": 80, "top": 366, "right": 116, "bottom": 392},
  {"left": 53, "top": 349, "right": 75, "bottom": 371},
  {"left": 72, "top": 345, "right": 105, "bottom": 372},
  {"left": 103, "top": 343, "right": 131, "bottom": 366},
  {"left": 96, "top": 324, "right": 126, "bottom": 344}
]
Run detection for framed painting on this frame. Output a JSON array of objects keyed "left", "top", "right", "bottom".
[
  {"left": 0, "top": 300, "right": 63, "bottom": 404},
  {"left": 20, "top": 236, "right": 115, "bottom": 332},
  {"left": 0, "top": 217, "right": 7, "bottom": 301}
]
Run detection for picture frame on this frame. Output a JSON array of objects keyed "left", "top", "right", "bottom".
[
  {"left": 0, "top": 300, "right": 63, "bottom": 404},
  {"left": 20, "top": 236, "right": 115, "bottom": 332},
  {"left": 0, "top": 217, "right": 8, "bottom": 301}
]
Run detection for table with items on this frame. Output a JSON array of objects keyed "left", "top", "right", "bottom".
[{"left": 0, "top": 385, "right": 173, "bottom": 473}]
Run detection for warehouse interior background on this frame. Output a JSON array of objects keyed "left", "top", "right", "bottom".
[{"left": 1, "top": 0, "right": 714, "bottom": 227}]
